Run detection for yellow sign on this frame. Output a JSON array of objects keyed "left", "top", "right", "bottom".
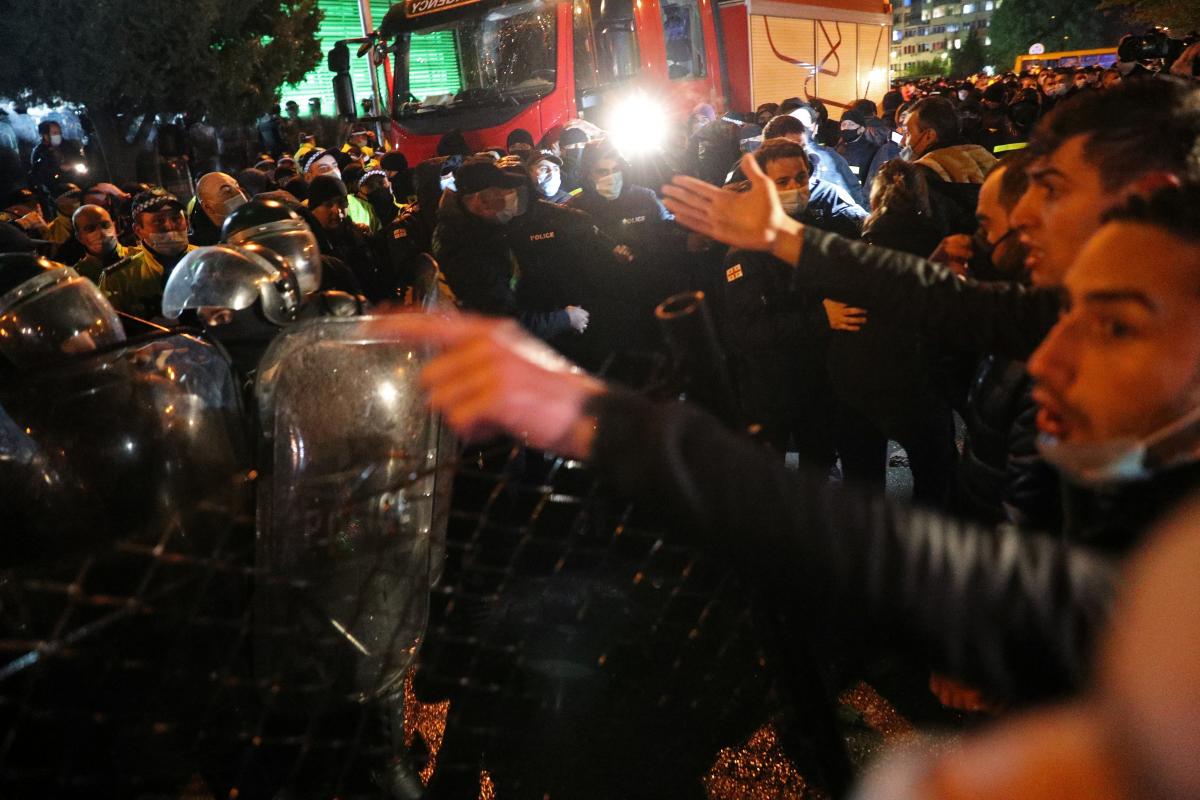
[{"left": 406, "top": 0, "right": 483, "bottom": 18}]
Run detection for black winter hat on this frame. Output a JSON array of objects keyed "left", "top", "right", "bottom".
[
  {"left": 306, "top": 175, "right": 349, "bottom": 208},
  {"left": 380, "top": 152, "right": 409, "bottom": 172},
  {"left": 454, "top": 158, "right": 525, "bottom": 196}
]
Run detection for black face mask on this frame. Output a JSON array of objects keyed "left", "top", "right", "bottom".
[
  {"left": 561, "top": 151, "right": 582, "bottom": 172},
  {"left": 968, "top": 227, "right": 1027, "bottom": 283},
  {"left": 368, "top": 188, "right": 398, "bottom": 226}
]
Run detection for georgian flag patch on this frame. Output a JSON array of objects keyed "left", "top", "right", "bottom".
[{"left": 726, "top": 264, "right": 744, "bottom": 282}]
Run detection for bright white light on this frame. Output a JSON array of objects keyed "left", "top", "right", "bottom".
[
  {"left": 608, "top": 93, "right": 668, "bottom": 158},
  {"left": 72, "top": 163, "right": 88, "bottom": 174},
  {"left": 867, "top": 68, "right": 886, "bottom": 87},
  {"left": 377, "top": 381, "right": 399, "bottom": 406}
]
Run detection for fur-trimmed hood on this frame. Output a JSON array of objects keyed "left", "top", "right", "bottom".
[{"left": 915, "top": 144, "right": 998, "bottom": 184}]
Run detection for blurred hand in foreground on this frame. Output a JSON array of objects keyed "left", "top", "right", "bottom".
[
  {"left": 662, "top": 154, "right": 801, "bottom": 258},
  {"left": 369, "top": 312, "right": 605, "bottom": 458}
]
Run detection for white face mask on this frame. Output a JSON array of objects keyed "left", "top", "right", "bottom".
[
  {"left": 537, "top": 173, "right": 561, "bottom": 198},
  {"left": 145, "top": 230, "right": 189, "bottom": 256},
  {"left": 777, "top": 188, "right": 808, "bottom": 217},
  {"left": 898, "top": 145, "right": 914, "bottom": 161},
  {"left": 492, "top": 190, "right": 521, "bottom": 224},
  {"left": 222, "top": 193, "right": 247, "bottom": 217},
  {"left": 49, "top": 133, "right": 63, "bottom": 146},
  {"left": 1046, "top": 83, "right": 1069, "bottom": 98},
  {"left": 594, "top": 172, "right": 623, "bottom": 200},
  {"left": 1037, "top": 404, "right": 1200, "bottom": 486}
]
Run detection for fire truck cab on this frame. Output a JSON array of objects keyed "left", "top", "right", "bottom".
[{"left": 374, "top": 0, "right": 890, "bottom": 161}]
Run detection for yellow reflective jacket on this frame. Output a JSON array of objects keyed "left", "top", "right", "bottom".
[
  {"left": 99, "top": 244, "right": 197, "bottom": 319},
  {"left": 74, "top": 242, "right": 140, "bottom": 284}
]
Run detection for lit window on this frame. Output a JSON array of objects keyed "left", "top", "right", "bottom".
[
  {"left": 893, "top": 29, "right": 902, "bottom": 41},
  {"left": 931, "top": 5, "right": 945, "bottom": 18},
  {"left": 984, "top": 0, "right": 993, "bottom": 8},
  {"left": 954, "top": 38, "right": 961, "bottom": 48},
  {"left": 962, "top": 2, "right": 975, "bottom": 12},
  {"left": 985, "top": 36, "right": 991, "bottom": 45},
  {"left": 920, "top": 9, "right": 930, "bottom": 20}
]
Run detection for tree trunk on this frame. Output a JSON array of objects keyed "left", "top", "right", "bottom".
[{"left": 87, "top": 104, "right": 158, "bottom": 186}]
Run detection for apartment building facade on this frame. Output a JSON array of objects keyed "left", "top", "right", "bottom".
[{"left": 890, "top": 0, "right": 999, "bottom": 76}]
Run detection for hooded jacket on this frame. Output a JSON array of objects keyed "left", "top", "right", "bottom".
[{"left": 914, "top": 143, "right": 997, "bottom": 184}]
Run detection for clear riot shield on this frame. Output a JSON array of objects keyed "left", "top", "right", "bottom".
[
  {"left": 254, "top": 315, "right": 450, "bottom": 715},
  {"left": 0, "top": 330, "right": 253, "bottom": 795},
  {"left": 0, "top": 329, "right": 251, "bottom": 563}
]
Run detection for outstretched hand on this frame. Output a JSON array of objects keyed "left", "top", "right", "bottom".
[
  {"left": 662, "top": 154, "right": 802, "bottom": 261},
  {"left": 368, "top": 311, "right": 606, "bottom": 459}
]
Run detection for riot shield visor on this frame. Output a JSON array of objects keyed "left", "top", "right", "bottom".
[
  {"left": 226, "top": 218, "right": 322, "bottom": 296},
  {"left": 0, "top": 267, "right": 125, "bottom": 368},
  {"left": 162, "top": 244, "right": 300, "bottom": 326}
]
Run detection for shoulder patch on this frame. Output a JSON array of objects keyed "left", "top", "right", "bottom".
[
  {"left": 725, "top": 264, "right": 744, "bottom": 283},
  {"left": 392, "top": 227, "right": 407, "bottom": 238}
]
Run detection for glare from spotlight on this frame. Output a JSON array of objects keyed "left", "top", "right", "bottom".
[
  {"left": 72, "top": 163, "right": 88, "bottom": 174},
  {"left": 608, "top": 93, "right": 668, "bottom": 158}
]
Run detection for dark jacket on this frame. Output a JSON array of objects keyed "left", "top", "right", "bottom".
[
  {"left": 586, "top": 388, "right": 1117, "bottom": 701},
  {"left": 503, "top": 199, "right": 645, "bottom": 367},
  {"left": 376, "top": 202, "right": 437, "bottom": 297},
  {"left": 789, "top": 228, "right": 1200, "bottom": 552},
  {"left": 805, "top": 143, "right": 866, "bottom": 208},
  {"left": 790, "top": 227, "right": 1060, "bottom": 360},
  {"left": 802, "top": 178, "right": 868, "bottom": 240},
  {"left": 718, "top": 247, "right": 834, "bottom": 460},
  {"left": 433, "top": 200, "right": 572, "bottom": 341},
  {"left": 956, "top": 356, "right": 1062, "bottom": 530},
  {"left": 864, "top": 140, "right": 901, "bottom": 193},
  {"left": 836, "top": 209, "right": 947, "bottom": 436},
  {"left": 836, "top": 133, "right": 878, "bottom": 191}
]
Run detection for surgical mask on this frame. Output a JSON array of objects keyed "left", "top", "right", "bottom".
[
  {"left": 898, "top": 145, "right": 914, "bottom": 161},
  {"left": 1046, "top": 83, "right": 1069, "bottom": 98},
  {"left": 778, "top": 188, "right": 808, "bottom": 217},
  {"left": 222, "top": 193, "right": 247, "bottom": 218},
  {"left": 1037, "top": 404, "right": 1200, "bottom": 486},
  {"left": 49, "top": 134, "right": 63, "bottom": 146},
  {"left": 537, "top": 172, "right": 561, "bottom": 198},
  {"left": 594, "top": 172, "right": 622, "bottom": 200},
  {"left": 492, "top": 190, "right": 520, "bottom": 224},
  {"left": 145, "top": 230, "right": 189, "bottom": 256}
]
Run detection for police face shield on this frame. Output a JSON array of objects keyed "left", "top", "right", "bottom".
[
  {"left": 254, "top": 316, "right": 453, "bottom": 708},
  {"left": 225, "top": 217, "right": 322, "bottom": 297},
  {"left": 0, "top": 267, "right": 125, "bottom": 370},
  {"left": 162, "top": 244, "right": 301, "bottom": 327}
]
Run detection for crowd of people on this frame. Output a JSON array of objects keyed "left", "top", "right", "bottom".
[{"left": 3, "top": 40, "right": 1200, "bottom": 796}]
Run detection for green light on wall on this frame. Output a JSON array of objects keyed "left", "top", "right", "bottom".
[
  {"left": 279, "top": 0, "right": 393, "bottom": 113},
  {"left": 409, "top": 30, "right": 463, "bottom": 99}
]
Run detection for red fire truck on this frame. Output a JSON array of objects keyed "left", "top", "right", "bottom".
[{"left": 355, "top": 0, "right": 891, "bottom": 161}]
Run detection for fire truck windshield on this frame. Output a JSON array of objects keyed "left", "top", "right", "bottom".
[{"left": 397, "top": 0, "right": 557, "bottom": 117}]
